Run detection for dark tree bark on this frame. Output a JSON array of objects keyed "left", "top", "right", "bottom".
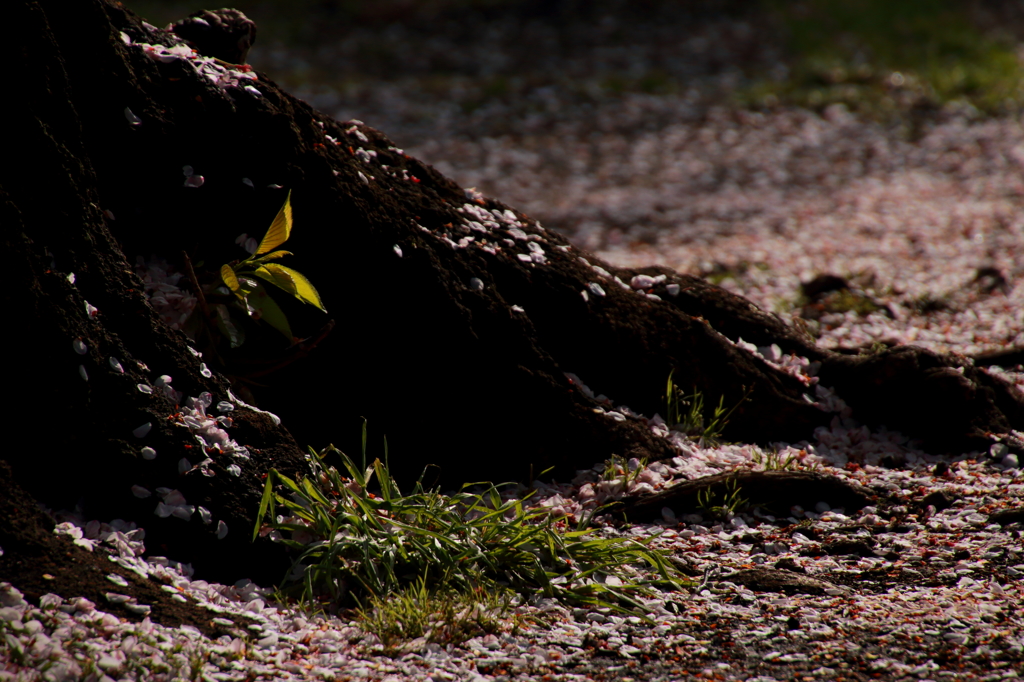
[
  {"left": 3, "top": 0, "right": 1023, "bottom": 585},
  {"left": 608, "top": 471, "right": 875, "bottom": 522}
]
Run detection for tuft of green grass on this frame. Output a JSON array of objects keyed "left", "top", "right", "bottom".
[
  {"left": 745, "top": 0, "right": 1024, "bottom": 120},
  {"left": 696, "top": 478, "right": 749, "bottom": 519},
  {"left": 664, "top": 371, "right": 749, "bottom": 448},
  {"left": 253, "top": 425, "right": 682, "bottom": 620},
  {"left": 357, "top": 575, "right": 517, "bottom": 654},
  {"left": 600, "top": 453, "right": 649, "bottom": 488},
  {"left": 792, "top": 288, "right": 883, "bottom": 318},
  {"left": 751, "top": 447, "right": 798, "bottom": 471}
]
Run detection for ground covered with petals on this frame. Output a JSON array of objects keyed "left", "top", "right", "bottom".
[{"left": 5, "top": 2, "right": 1024, "bottom": 681}]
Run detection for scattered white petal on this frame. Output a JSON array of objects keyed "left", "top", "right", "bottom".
[
  {"left": 124, "top": 107, "right": 141, "bottom": 126},
  {"left": 132, "top": 423, "right": 152, "bottom": 438},
  {"left": 393, "top": 244, "right": 403, "bottom": 257},
  {"left": 163, "top": 489, "right": 186, "bottom": 505},
  {"left": 140, "top": 447, "right": 157, "bottom": 461},
  {"left": 106, "top": 574, "right": 129, "bottom": 588},
  {"left": 666, "top": 283, "right": 681, "bottom": 296},
  {"left": 67, "top": 272, "right": 75, "bottom": 284},
  {"left": 131, "top": 485, "right": 152, "bottom": 498},
  {"left": 587, "top": 282, "right": 606, "bottom": 297},
  {"left": 242, "top": 177, "right": 254, "bottom": 188},
  {"left": 216, "top": 520, "right": 229, "bottom": 539},
  {"left": 630, "top": 274, "right": 656, "bottom": 289},
  {"left": 511, "top": 305, "right": 525, "bottom": 312},
  {"left": 85, "top": 301, "right": 99, "bottom": 318},
  {"left": 137, "top": 384, "right": 152, "bottom": 394},
  {"left": 469, "top": 277, "right": 484, "bottom": 291},
  {"left": 244, "top": 85, "right": 262, "bottom": 97},
  {"left": 171, "top": 505, "right": 195, "bottom": 521},
  {"left": 109, "top": 357, "right": 124, "bottom": 373},
  {"left": 199, "top": 363, "right": 212, "bottom": 378},
  {"left": 178, "top": 458, "right": 192, "bottom": 475},
  {"left": 78, "top": 365, "right": 88, "bottom": 381},
  {"left": 183, "top": 175, "right": 205, "bottom": 188},
  {"left": 198, "top": 506, "right": 212, "bottom": 524},
  {"left": 104, "top": 593, "right": 131, "bottom": 604},
  {"left": 73, "top": 338, "right": 87, "bottom": 355},
  {"left": 226, "top": 464, "right": 241, "bottom": 477}
]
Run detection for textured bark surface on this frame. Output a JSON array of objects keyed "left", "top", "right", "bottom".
[
  {"left": 609, "top": 470, "right": 876, "bottom": 522},
  {"left": 720, "top": 567, "right": 850, "bottom": 596},
  {"left": 2, "top": 0, "right": 1024, "bottom": 599}
]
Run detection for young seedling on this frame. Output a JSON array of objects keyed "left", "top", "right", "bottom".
[{"left": 220, "top": 190, "right": 326, "bottom": 343}]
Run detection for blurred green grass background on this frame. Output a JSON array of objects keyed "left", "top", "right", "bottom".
[{"left": 126, "top": 0, "right": 1024, "bottom": 121}]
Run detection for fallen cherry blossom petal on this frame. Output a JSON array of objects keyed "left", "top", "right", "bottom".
[
  {"left": 106, "top": 574, "right": 128, "bottom": 588},
  {"left": 171, "top": 505, "right": 195, "bottom": 521}
]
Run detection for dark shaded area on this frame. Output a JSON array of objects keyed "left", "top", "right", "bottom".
[
  {"left": 0, "top": 463, "right": 239, "bottom": 638},
  {"left": 171, "top": 7, "right": 257, "bottom": 64},
  {"left": 1, "top": 0, "right": 303, "bottom": 589}
]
